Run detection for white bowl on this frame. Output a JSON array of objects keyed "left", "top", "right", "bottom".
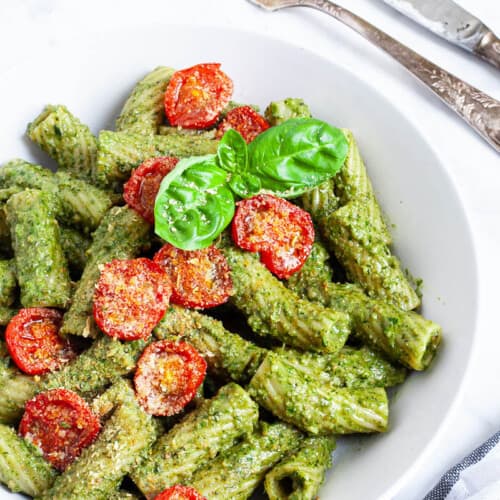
[{"left": 0, "top": 26, "right": 478, "bottom": 500}]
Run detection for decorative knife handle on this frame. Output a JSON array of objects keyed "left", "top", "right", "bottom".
[
  {"left": 256, "top": 0, "right": 500, "bottom": 152},
  {"left": 476, "top": 31, "right": 500, "bottom": 70}
]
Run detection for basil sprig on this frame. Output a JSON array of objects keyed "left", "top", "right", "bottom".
[{"left": 155, "top": 118, "right": 347, "bottom": 250}]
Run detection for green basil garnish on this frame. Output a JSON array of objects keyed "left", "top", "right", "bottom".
[
  {"left": 247, "top": 118, "right": 348, "bottom": 198},
  {"left": 154, "top": 118, "right": 348, "bottom": 250},
  {"left": 154, "top": 155, "right": 235, "bottom": 250}
]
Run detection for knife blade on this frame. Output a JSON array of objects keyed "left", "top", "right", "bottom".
[{"left": 382, "top": 0, "right": 500, "bottom": 69}]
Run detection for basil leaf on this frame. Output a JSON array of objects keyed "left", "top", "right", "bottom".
[
  {"left": 228, "top": 172, "right": 262, "bottom": 198},
  {"left": 217, "top": 129, "right": 248, "bottom": 174},
  {"left": 154, "top": 155, "right": 235, "bottom": 250},
  {"left": 247, "top": 118, "right": 348, "bottom": 198}
]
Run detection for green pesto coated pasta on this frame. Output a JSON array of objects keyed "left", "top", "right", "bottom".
[
  {"left": 0, "top": 308, "right": 16, "bottom": 326},
  {"left": 335, "top": 129, "right": 392, "bottom": 244},
  {"left": 42, "top": 335, "right": 147, "bottom": 396},
  {"left": 59, "top": 226, "right": 91, "bottom": 276},
  {"left": 131, "top": 383, "right": 259, "bottom": 499},
  {"left": 264, "top": 98, "right": 312, "bottom": 126},
  {"left": 274, "top": 346, "right": 406, "bottom": 389},
  {"left": 223, "top": 246, "right": 350, "bottom": 353},
  {"left": 158, "top": 125, "right": 216, "bottom": 139},
  {"left": 0, "top": 259, "right": 16, "bottom": 307},
  {"left": 187, "top": 421, "right": 302, "bottom": 500},
  {"left": 154, "top": 306, "right": 267, "bottom": 383},
  {"left": 0, "top": 187, "right": 24, "bottom": 204},
  {"left": 26, "top": 105, "right": 97, "bottom": 182},
  {"left": 61, "top": 206, "right": 150, "bottom": 337},
  {"left": 0, "top": 343, "right": 37, "bottom": 424},
  {"left": 317, "top": 282, "right": 440, "bottom": 371},
  {"left": 0, "top": 159, "right": 114, "bottom": 233},
  {"left": 41, "top": 384, "right": 158, "bottom": 500},
  {"left": 0, "top": 208, "right": 12, "bottom": 256},
  {"left": 116, "top": 66, "right": 176, "bottom": 135},
  {"left": 6, "top": 189, "right": 71, "bottom": 308},
  {"left": 264, "top": 435, "right": 335, "bottom": 500},
  {"left": 301, "top": 130, "right": 419, "bottom": 311},
  {"left": 93, "top": 130, "right": 218, "bottom": 187},
  {"left": 248, "top": 352, "right": 389, "bottom": 435},
  {"left": 0, "top": 424, "right": 57, "bottom": 497},
  {"left": 325, "top": 200, "right": 420, "bottom": 311},
  {"left": 301, "top": 179, "right": 340, "bottom": 222},
  {"left": 286, "top": 240, "right": 440, "bottom": 370},
  {"left": 0, "top": 188, "right": 24, "bottom": 255}
]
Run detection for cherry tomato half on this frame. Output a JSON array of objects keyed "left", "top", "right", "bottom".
[
  {"left": 231, "top": 194, "right": 315, "bottom": 279},
  {"left": 134, "top": 340, "right": 206, "bottom": 417},
  {"left": 124, "top": 156, "right": 179, "bottom": 224},
  {"left": 216, "top": 105, "right": 269, "bottom": 143},
  {"left": 164, "top": 63, "right": 233, "bottom": 129},
  {"left": 93, "top": 258, "right": 171, "bottom": 341},
  {"left": 153, "top": 243, "right": 232, "bottom": 309},
  {"left": 19, "top": 388, "right": 101, "bottom": 471},
  {"left": 5, "top": 308, "right": 76, "bottom": 375}
]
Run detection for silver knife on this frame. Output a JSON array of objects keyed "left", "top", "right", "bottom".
[{"left": 382, "top": 0, "right": 500, "bottom": 69}]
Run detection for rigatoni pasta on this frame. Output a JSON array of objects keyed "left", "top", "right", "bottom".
[{"left": 0, "top": 63, "right": 443, "bottom": 500}]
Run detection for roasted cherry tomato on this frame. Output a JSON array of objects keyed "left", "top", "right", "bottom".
[
  {"left": 164, "top": 63, "right": 233, "bottom": 129},
  {"left": 154, "top": 485, "right": 206, "bottom": 500},
  {"left": 19, "top": 388, "right": 100, "bottom": 471},
  {"left": 134, "top": 340, "right": 206, "bottom": 416},
  {"left": 124, "top": 156, "right": 179, "bottom": 224},
  {"left": 216, "top": 105, "right": 270, "bottom": 143},
  {"left": 93, "top": 258, "right": 171, "bottom": 341},
  {"left": 5, "top": 308, "right": 76, "bottom": 375},
  {"left": 231, "top": 194, "right": 315, "bottom": 279},
  {"left": 153, "top": 243, "right": 232, "bottom": 309}
]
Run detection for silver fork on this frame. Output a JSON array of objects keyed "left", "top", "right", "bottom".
[{"left": 247, "top": 0, "right": 500, "bottom": 153}]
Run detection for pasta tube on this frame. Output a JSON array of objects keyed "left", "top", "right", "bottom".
[
  {"left": 42, "top": 336, "right": 147, "bottom": 396},
  {"left": 0, "top": 424, "right": 57, "bottom": 497},
  {"left": 131, "top": 383, "right": 259, "bottom": 499},
  {"left": 115, "top": 66, "right": 176, "bottom": 135},
  {"left": 248, "top": 352, "right": 389, "bottom": 435},
  {"left": 59, "top": 227, "right": 90, "bottom": 276},
  {"left": 223, "top": 246, "right": 350, "bottom": 353},
  {"left": 61, "top": 206, "right": 150, "bottom": 337},
  {"left": 0, "top": 160, "right": 114, "bottom": 233},
  {"left": 0, "top": 343, "right": 37, "bottom": 424},
  {"left": 6, "top": 189, "right": 71, "bottom": 308},
  {"left": 287, "top": 242, "right": 441, "bottom": 371},
  {"left": 274, "top": 346, "right": 406, "bottom": 388},
  {"left": 264, "top": 435, "right": 335, "bottom": 500},
  {"left": 187, "top": 421, "right": 302, "bottom": 500},
  {"left": 326, "top": 200, "right": 420, "bottom": 311},
  {"left": 0, "top": 259, "right": 16, "bottom": 307},
  {"left": 94, "top": 130, "right": 218, "bottom": 187},
  {"left": 26, "top": 105, "right": 97, "bottom": 182},
  {"left": 264, "top": 98, "right": 312, "bottom": 126}
]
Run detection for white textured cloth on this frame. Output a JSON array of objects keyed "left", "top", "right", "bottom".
[{"left": 425, "top": 432, "right": 500, "bottom": 500}]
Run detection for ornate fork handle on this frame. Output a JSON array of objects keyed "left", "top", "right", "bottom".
[{"left": 251, "top": 0, "right": 500, "bottom": 152}]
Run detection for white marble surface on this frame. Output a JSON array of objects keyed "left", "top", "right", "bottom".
[{"left": 0, "top": 0, "right": 499, "bottom": 498}]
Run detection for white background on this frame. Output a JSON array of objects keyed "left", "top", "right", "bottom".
[{"left": 0, "top": 0, "right": 499, "bottom": 498}]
